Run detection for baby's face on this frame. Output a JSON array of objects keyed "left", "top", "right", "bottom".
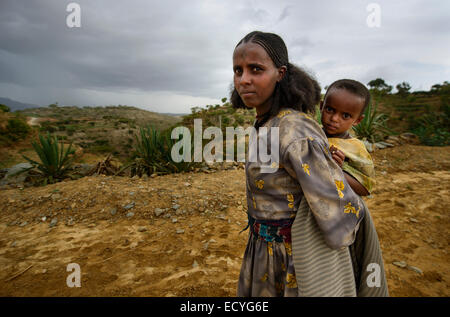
[{"left": 321, "top": 89, "right": 365, "bottom": 137}]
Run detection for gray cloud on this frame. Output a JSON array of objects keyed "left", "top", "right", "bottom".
[{"left": 0, "top": 0, "right": 448, "bottom": 112}]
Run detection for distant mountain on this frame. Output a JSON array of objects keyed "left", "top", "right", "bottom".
[
  {"left": 0, "top": 97, "right": 41, "bottom": 112},
  {"left": 159, "top": 112, "right": 189, "bottom": 117}
]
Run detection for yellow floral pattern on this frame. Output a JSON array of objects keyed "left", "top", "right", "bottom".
[
  {"left": 335, "top": 180, "right": 345, "bottom": 198},
  {"left": 286, "top": 273, "right": 298, "bottom": 288},
  {"left": 255, "top": 179, "right": 264, "bottom": 189},
  {"left": 302, "top": 163, "right": 310, "bottom": 176},
  {"left": 261, "top": 273, "right": 268, "bottom": 282},
  {"left": 344, "top": 202, "right": 361, "bottom": 218},
  {"left": 284, "top": 242, "right": 292, "bottom": 256},
  {"left": 277, "top": 110, "right": 292, "bottom": 118},
  {"left": 252, "top": 196, "right": 256, "bottom": 209},
  {"left": 287, "top": 193, "right": 294, "bottom": 209},
  {"left": 267, "top": 242, "right": 273, "bottom": 256}
]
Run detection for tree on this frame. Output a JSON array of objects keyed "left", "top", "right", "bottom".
[
  {"left": 49, "top": 102, "right": 59, "bottom": 108},
  {"left": 396, "top": 82, "right": 411, "bottom": 96},
  {"left": 368, "top": 78, "right": 392, "bottom": 94},
  {"left": 0, "top": 104, "right": 10, "bottom": 112}
]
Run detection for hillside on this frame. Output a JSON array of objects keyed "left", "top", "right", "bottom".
[
  {"left": 0, "top": 97, "right": 41, "bottom": 112},
  {"left": 0, "top": 105, "right": 182, "bottom": 168},
  {"left": 0, "top": 144, "right": 448, "bottom": 296}
]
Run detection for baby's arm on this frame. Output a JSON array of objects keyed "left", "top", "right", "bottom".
[{"left": 330, "top": 145, "right": 370, "bottom": 196}]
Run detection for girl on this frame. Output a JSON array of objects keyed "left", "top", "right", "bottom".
[{"left": 231, "top": 31, "right": 387, "bottom": 297}]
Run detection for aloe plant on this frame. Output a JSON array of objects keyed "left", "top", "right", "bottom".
[
  {"left": 19, "top": 132, "right": 76, "bottom": 185},
  {"left": 352, "top": 102, "right": 392, "bottom": 143},
  {"left": 117, "top": 125, "right": 197, "bottom": 177}
]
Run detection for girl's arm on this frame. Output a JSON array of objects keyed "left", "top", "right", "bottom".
[
  {"left": 344, "top": 172, "right": 370, "bottom": 196},
  {"left": 331, "top": 145, "right": 369, "bottom": 196}
]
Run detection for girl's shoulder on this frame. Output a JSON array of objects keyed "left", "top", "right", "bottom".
[{"left": 275, "top": 108, "right": 324, "bottom": 140}]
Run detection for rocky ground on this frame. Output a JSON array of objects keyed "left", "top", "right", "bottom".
[{"left": 0, "top": 144, "right": 449, "bottom": 297}]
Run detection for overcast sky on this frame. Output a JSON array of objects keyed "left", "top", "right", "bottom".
[{"left": 0, "top": 0, "right": 449, "bottom": 113}]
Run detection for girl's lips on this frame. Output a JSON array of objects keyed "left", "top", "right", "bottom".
[
  {"left": 241, "top": 92, "right": 256, "bottom": 97},
  {"left": 325, "top": 124, "right": 338, "bottom": 131}
]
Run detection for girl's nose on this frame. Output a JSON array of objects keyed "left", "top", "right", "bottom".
[
  {"left": 240, "top": 70, "right": 251, "bottom": 85},
  {"left": 330, "top": 113, "right": 340, "bottom": 122}
]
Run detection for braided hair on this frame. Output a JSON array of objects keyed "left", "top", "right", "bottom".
[
  {"left": 230, "top": 31, "right": 321, "bottom": 117},
  {"left": 323, "top": 79, "right": 371, "bottom": 115}
]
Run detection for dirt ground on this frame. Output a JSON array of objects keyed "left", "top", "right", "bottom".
[{"left": 0, "top": 144, "right": 449, "bottom": 297}]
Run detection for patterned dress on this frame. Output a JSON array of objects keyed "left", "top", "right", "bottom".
[{"left": 237, "top": 108, "right": 366, "bottom": 297}]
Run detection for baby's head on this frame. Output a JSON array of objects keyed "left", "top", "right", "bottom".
[{"left": 320, "top": 79, "right": 370, "bottom": 137}]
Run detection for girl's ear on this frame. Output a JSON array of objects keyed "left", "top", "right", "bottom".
[
  {"left": 277, "top": 66, "right": 287, "bottom": 82},
  {"left": 353, "top": 114, "right": 365, "bottom": 126}
]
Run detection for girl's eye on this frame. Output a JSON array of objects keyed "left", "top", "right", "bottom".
[
  {"left": 343, "top": 113, "right": 351, "bottom": 119},
  {"left": 325, "top": 106, "right": 334, "bottom": 112},
  {"left": 234, "top": 68, "right": 242, "bottom": 75},
  {"left": 252, "top": 66, "right": 262, "bottom": 72}
]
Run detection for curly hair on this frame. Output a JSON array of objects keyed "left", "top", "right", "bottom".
[
  {"left": 230, "top": 31, "right": 321, "bottom": 117},
  {"left": 323, "top": 79, "right": 371, "bottom": 115}
]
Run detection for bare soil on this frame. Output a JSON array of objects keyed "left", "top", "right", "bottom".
[{"left": 0, "top": 144, "right": 449, "bottom": 297}]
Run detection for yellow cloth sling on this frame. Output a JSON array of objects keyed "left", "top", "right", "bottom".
[{"left": 328, "top": 137, "right": 375, "bottom": 193}]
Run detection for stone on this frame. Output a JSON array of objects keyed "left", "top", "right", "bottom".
[
  {"left": 172, "top": 218, "right": 178, "bottom": 223},
  {"left": 49, "top": 218, "right": 58, "bottom": 228},
  {"left": 172, "top": 204, "right": 181, "bottom": 210},
  {"left": 407, "top": 265, "right": 423, "bottom": 274},
  {"left": 19, "top": 221, "right": 28, "bottom": 227},
  {"left": 393, "top": 261, "right": 407, "bottom": 268},
  {"left": 363, "top": 140, "right": 374, "bottom": 153},
  {"left": 378, "top": 141, "right": 394, "bottom": 148},
  {"left": 192, "top": 260, "right": 199, "bottom": 268},
  {"left": 409, "top": 217, "right": 419, "bottom": 223},
  {"left": 217, "top": 214, "right": 227, "bottom": 221},
  {"left": 123, "top": 202, "right": 135, "bottom": 210},
  {"left": 176, "top": 229, "right": 185, "bottom": 234},
  {"left": 110, "top": 208, "right": 117, "bottom": 216},
  {"left": 154, "top": 208, "right": 164, "bottom": 217},
  {"left": 126, "top": 212, "right": 135, "bottom": 218},
  {"left": 138, "top": 226, "right": 147, "bottom": 232}
]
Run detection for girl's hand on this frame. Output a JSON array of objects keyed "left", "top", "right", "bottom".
[{"left": 330, "top": 145, "right": 345, "bottom": 167}]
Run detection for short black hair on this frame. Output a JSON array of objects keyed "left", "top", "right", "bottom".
[
  {"left": 230, "top": 31, "right": 321, "bottom": 117},
  {"left": 323, "top": 79, "right": 371, "bottom": 115}
]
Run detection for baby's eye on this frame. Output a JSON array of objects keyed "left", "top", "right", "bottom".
[
  {"left": 325, "top": 106, "right": 334, "bottom": 112},
  {"left": 343, "top": 113, "right": 351, "bottom": 119}
]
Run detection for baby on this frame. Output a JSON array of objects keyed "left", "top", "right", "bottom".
[{"left": 320, "top": 79, "right": 375, "bottom": 196}]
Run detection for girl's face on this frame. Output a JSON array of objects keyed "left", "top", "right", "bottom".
[
  {"left": 320, "top": 89, "right": 365, "bottom": 137},
  {"left": 233, "top": 42, "right": 286, "bottom": 115}
]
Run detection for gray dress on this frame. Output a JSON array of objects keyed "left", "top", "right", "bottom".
[{"left": 237, "top": 109, "right": 366, "bottom": 297}]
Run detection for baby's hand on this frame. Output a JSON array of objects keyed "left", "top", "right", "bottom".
[{"left": 330, "top": 145, "right": 345, "bottom": 167}]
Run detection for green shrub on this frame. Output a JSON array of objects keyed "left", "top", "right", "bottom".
[
  {"left": 352, "top": 103, "right": 392, "bottom": 143},
  {"left": 0, "top": 104, "right": 10, "bottom": 112},
  {"left": 411, "top": 108, "right": 449, "bottom": 146},
  {"left": 6, "top": 117, "right": 31, "bottom": 140},
  {"left": 19, "top": 132, "right": 76, "bottom": 185},
  {"left": 117, "top": 125, "right": 198, "bottom": 177}
]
